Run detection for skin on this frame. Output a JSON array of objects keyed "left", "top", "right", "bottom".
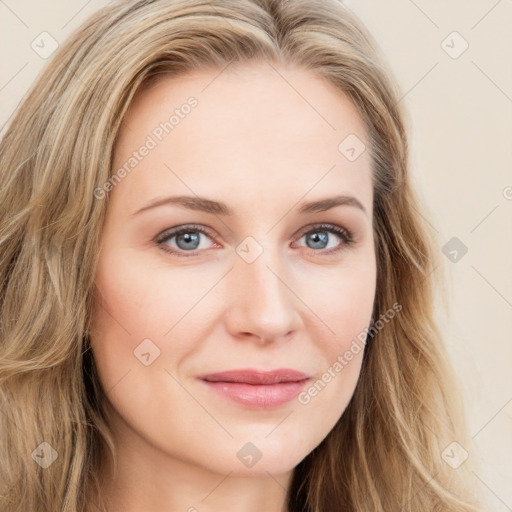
[{"left": 89, "top": 60, "right": 376, "bottom": 512}]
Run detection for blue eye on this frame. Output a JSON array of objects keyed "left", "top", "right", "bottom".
[
  {"left": 155, "top": 223, "right": 354, "bottom": 258},
  {"left": 155, "top": 224, "right": 214, "bottom": 257},
  {"left": 296, "top": 224, "right": 354, "bottom": 254}
]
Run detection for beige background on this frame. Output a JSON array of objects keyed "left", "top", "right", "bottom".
[{"left": 1, "top": 1, "right": 511, "bottom": 509}]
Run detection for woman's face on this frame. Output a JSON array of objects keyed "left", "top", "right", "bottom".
[{"left": 90, "top": 61, "right": 376, "bottom": 478}]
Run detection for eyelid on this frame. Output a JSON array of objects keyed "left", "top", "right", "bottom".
[
  {"left": 154, "top": 223, "right": 215, "bottom": 243},
  {"left": 294, "top": 222, "right": 353, "bottom": 242}
]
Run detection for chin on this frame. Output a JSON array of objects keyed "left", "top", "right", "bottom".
[{"left": 201, "top": 436, "right": 314, "bottom": 477}]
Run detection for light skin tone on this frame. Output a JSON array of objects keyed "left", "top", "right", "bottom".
[{"left": 88, "top": 60, "right": 376, "bottom": 512}]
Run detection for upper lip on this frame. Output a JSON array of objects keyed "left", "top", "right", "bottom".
[{"left": 198, "top": 368, "right": 311, "bottom": 385}]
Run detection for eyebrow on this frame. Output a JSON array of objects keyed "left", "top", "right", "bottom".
[{"left": 131, "top": 194, "right": 367, "bottom": 217}]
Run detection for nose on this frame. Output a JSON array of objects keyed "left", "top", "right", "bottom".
[{"left": 223, "top": 247, "right": 302, "bottom": 345}]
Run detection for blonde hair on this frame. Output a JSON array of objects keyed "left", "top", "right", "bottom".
[{"left": 0, "top": 0, "right": 480, "bottom": 510}]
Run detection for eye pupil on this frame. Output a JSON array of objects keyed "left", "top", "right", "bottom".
[
  {"left": 306, "top": 231, "right": 329, "bottom": 249},
  {"left": 177, "top": 231, "right": 200, "bottom": 250}
]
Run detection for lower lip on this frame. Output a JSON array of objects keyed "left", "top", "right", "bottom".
[{"left": 200, "top": 379, "right": 310, "bottom": 409}]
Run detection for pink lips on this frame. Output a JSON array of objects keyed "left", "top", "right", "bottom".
[{"left": 197, "top": 368, "right": 311, "bottom": 409}]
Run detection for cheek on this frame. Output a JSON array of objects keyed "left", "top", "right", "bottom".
[
  {"left": 330, "top": 272, "right": 376, "bottom": 351},
  {"left": 89, "top": 251, "right": 165, "bottom": 387},
  {"left": 295, "top": 269, "right": 374, "bottom": 438},
  {"left": 295, "top": 253, "right": 375, "bottom": 411},
  {"left": 89, "top": 249, "right": 214, "bottom": 384},
  {"left": 304, "top": 251, "right": 376, "bottom": 354}
]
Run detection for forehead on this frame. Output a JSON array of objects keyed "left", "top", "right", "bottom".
[{"left": 111, "top": 61, "right": 373, "bottom": 216}]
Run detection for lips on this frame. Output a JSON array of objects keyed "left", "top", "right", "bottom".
[
  {"left": 198, "top": 368, "right": 310, "bottom": 385},
  {"left": 197, "top": 368, "right": 311, "bottom": 408}
]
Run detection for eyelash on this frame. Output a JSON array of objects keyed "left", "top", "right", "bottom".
[{"left": 154, "top": 223, "right": 355, "bottom": 258}]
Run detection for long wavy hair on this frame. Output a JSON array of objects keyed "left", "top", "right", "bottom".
[{"left": 0, "top": 0, "right": 481, "bottom": 510}]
